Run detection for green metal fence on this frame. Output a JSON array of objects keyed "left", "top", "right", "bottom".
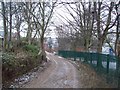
[{"left": 58, "top": 50, "right": 120, "bottom": 88}]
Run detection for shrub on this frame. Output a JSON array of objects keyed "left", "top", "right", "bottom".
[
  {"left": 2, "top": 52, "right": 42, "bottom": 87},
  {"left": 2, "top": 53, "right": 15, "bottom": 64},
  {"left": 23, "top": 44, "right": 39, "bottom": 54},
  {"left": 31, "top": 39, "right": 39, "bottom": 46}
]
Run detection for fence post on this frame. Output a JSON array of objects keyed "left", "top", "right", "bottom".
[
  {"left": 107, "top": 55, "right": 109, "bottom": 74},
  {"left": 97, "top": 53, "right": 100, "bottom": 71},
  {"left": 74, "top": 51, "right": 76, "bottom": 61},
  {"left": 106, "top": 54, "right": 110, "bottom": 84},
  {"left": 88, "top": 53, "right": 90, "bottom": 63},
  {"left": 74, "top": 57, "right": 76, "bottom": 61},
  {"left": 117, "top": 57, "right": 120, "bottom": 88},
  {"left": 96, "top": 53, "right": 98, "bottom": 70},
  {"left": 90, "top": 53, "right": 92, "bottom": 64},
  {"left": 85, "top": 53, "right": 88, "bottom": 62},
  {"left": 97, "top": 53, "right": 103, "bottom": 73}
]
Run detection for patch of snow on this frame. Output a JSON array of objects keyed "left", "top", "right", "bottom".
[
  {"left": 58, "top": 56, "right": 63, "bottom": 59},
  {"left": 10, "top": 70, "right": 38, "bottom": 88}
]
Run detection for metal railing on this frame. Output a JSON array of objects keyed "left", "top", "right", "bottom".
[{"left": 58, "top": 50, "right": 120, "bottom": 88}]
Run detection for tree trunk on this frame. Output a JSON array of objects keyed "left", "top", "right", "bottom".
[
  {"left": 118, "top": 41, "right": 120, "bottom": 58},
  {"left": 26, "top": 10, "right": 32, "bottom": 45},
  {"left": 26, "top": 23, "right": 32, "bottom": 45},
  {"left": 84, "top": 38, "right": 88, "bottom": 52},
  {"left": 95, "top": 2, "right": 103, "bottom": 67},
  {"left": 115, "top": 14, "right": 119, "bottom": 55},
  {"left": 96, "top": 2, "right": 114, "bottom": 53},
  {"left": 97, "top": 39, "right": 103, "bottom": 53},
  {"left": 8, "top": 2, "right": 12, "bottom": 49},
  {"left": 2, "top": 2, "right": 8, "bottom": 52},
  {"left": 38, "top": 2, "right": 47, "bottom": 61},
  {"left": 16, "top": 24, "right": 21, "bottom": 46},
  {"left": 25, "top": 2, "right": 32, "bottom": 45},
  {"left": 96, "top": 2, "right": 102, "bottom": 53},
  {"left": 38, "top": 35, "right": 47, "bottom": 62}
]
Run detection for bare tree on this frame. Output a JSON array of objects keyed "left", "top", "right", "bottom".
[
  {"left": 115, "top": 2, "right": 120, "bottom": 55},
  {"left": 2, "top": 2, "right": 8, "bottom": 52},
  {"left": 93, "top": 2, "right": 116, "bottom": 53},
  {"left": 13, "top": 3, "right": 24, "bottom": 46},
  {"left": 57, "top": 1, "right": 95, "bottom": 51},
  {"left": 8, "top": 2, "right": 12, "bottom": 49},
  {"left": 23, "top": 1, "right": 58, "bottom": 60},
  {"left": 60, "top": 1, "right": 117, "bottom": 53}
]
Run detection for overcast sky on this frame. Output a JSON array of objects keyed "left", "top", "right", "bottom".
[{"left": 0, "top": 0, "right": 119, "bottom": 38}]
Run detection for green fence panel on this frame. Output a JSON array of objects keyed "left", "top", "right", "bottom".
[{"left": 58, "top": 50, "right": 119, "bottom": 87}]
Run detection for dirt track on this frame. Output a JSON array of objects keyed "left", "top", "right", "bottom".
[
  {"left": 20, "top": 52, "right": 111, "bottom": 88},
  {"left": 22, "top": 52, "right": 79, "bottom": 88}
]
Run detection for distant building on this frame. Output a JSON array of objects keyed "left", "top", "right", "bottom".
[{"left": 44, "top": 37, "right": 58, "bottom": 52}]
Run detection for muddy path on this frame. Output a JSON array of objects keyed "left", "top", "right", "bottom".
[{"left": 21, "top": 52, "right": 80, "bottom": 88}]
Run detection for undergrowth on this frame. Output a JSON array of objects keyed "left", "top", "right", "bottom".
[{"left": 2, "top": 43, "right": 42, "bottom": 88}]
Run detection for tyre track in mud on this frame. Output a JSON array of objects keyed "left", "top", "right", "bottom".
[{"left": 22, "top": 52, "right": 79, "bottom": 88}]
